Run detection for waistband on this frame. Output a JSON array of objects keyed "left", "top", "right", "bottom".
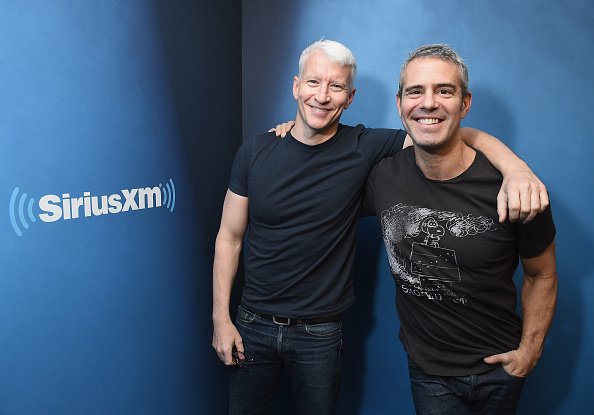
[{"left": 242, "top": 306, "right": 341, "bottom": 326}]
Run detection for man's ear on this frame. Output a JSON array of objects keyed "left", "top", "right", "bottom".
[
  {"left": 292, "top": 76, "right": 300, "bottom": 100},
  {"left": 344, "top": 88, "right": 356, "bottom": 109},
  {"left": 396, "top": 95, "right": 402, "bottom": 117},
  {"left": 461, "top": 91, "right": 472, "bottom": 118}
]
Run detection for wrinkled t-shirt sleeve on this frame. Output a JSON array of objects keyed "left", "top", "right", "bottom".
[
  {"left": 360, "top": 127, "right": 407, "bottom": 167},
  {"left": 518, "top": 203, "right": 556, "bottom": 258},
  {"left": 361, "top": 163, "right": 379, "bottom": 217},
  {"left": 228, "top": 138, "right": 254, "bottom": 197}
]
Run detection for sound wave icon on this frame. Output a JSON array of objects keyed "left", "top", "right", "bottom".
[
  {"left": 9, "top": 187, "right": 37, "bottom": 237},
  {"left": 161, "top": 178, "right": 176, "bottom": 212}
]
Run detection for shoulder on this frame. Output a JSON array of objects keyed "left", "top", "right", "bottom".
[
  {"left": 233, "top": 132, "right": 279, "bottom": 165},
  {"left": 345, "top": 124, "right": 407, "bottom": 163},
  {"left": 467, "top": 150, "right": 503, "bottom": 182},
  {"left": 252, "top": 131, "right": 279, "bottom": 146},
  {"left": 370, "top": 146, "right": 412, "bottom": 178},
  {"left": 237, "top": 131, "right": 284, "bottom": 154},
  {"left": 359, "top": 125, "right": 406, "bottom": 142},
  {"left": 336, "top": 123, "right": 405, "bottom": 141},
  {"left": 375, "top": 146, "right": 412, "bottom": 168}
]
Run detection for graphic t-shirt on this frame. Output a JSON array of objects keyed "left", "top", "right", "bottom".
[{"left": 364, "top": 148, "right": 556, "bottom": 376}]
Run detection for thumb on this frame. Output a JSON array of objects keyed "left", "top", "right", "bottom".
[
  {"left": 234, "top": 337, "right": 244, "bottom": 355},
  {"left": 484, "top": 352, "right": 508, "bottom": 365},
  {"left": 496, "top": 191, "right": 507, "bottom": 224}
]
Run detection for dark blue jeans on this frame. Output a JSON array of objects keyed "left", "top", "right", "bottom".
[
  {"left": 228, "top": 305, "right": 342, "bottom": 415},
  {"left": 408, "top": 358, "right": 526, "bottom": 415}
]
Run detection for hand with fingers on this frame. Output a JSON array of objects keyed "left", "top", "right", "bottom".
[
  {"left": 268, "top": 120, "right": 296, "bottom": 138},
  {"left": 497, "top": 168, "right": 549, "bottom": 224},
  {"left": 212, "top": 320, "right": 244, "bottom": 366},
  {"left": 483, "top": 348, "right": 537, "bottom": 378}
]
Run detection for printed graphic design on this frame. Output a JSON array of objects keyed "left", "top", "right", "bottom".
[{"left": 380, "top": 203, "right": 496, "bottom": 304}]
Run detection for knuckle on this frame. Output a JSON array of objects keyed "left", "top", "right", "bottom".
[{"left": 508, "top": 202, "right": 521, "bottom": 211}]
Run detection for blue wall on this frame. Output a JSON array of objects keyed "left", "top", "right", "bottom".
[
  {"left": 243, "top": 1, "right": 594, "bottom": 414},
  {"left": 2, "top": 1, "right": 591, "bottom": 414},
  {"left": 1, "top": 1, "right": 240, "bottom": 414}
]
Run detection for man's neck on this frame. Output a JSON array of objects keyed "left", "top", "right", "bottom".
[
  {"left": 291, "top": 120, "right": 339, "bottom": 146},
  {"left": 413, "top": 140, "right": 476, "bottom": 181}
]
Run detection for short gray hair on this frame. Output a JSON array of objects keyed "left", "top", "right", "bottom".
[
  {"left": 397, "top": 44, "right": 469, "bottom": 99},
  {"left": 299, "top": 39, "right": 357, "bottom": 89}
]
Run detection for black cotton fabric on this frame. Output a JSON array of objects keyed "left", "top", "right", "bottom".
[
  {"left": 364, "top": 148, "right": 556, "bottom": 376},
  {"left": 229, "top": 124, "right": 406, "bottom": 318}
]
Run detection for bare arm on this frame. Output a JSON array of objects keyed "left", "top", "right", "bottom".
[
  {"left": 461, "top": 127, "right": 549, "bottom": 224},
  {"left": 483, "top": 240, "right": 558, "bottom": 376},
  {"left": 212, "top": 189, "right": 249, "bottom": 365}
]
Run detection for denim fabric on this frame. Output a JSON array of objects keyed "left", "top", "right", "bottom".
[
  {"left": 408, "top": 358, "right": 525, "bottom": 415},
  {"left": 228, "top": 305, "right": 342, "bottom": 415}
]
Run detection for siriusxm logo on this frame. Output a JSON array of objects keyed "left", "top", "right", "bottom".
[{"left": 9, "top": 179, "right": 176, "bottom": 236}]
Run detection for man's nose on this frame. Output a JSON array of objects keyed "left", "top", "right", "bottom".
[
  {"left": 421, "top": 92, "right": 438, "bottom": 109},
  {"left": 315, "top": 84, "right": 330, "bottom": 103}
]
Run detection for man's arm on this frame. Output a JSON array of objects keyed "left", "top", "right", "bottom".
[
  {"left": 271, "top": 120, "right": 415, "bottom": 147},
  {"left": 272, "top": 123, "right": 547, "bottom": 223},
  {"left": 483, "top": 240, "right": 558, "bottom": 376},
  {"left": 212, "top": 189, "right": 249, "bottom": 365},
  {"left": 461, "top": 127, "right": 549, "bottom": 224}
]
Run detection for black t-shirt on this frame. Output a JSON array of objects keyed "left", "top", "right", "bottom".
[
  {"left": 364, "top": 148, "right": 556, "bottom": 376},
  {"left": 229, "top": 124, "right": 406, "bottom": 318}
]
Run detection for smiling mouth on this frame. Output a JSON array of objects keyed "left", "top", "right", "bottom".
[
  {"left": 416, "top": 118, "right": 441, "bottom": 125},
  {"left": 310, "top": 105, "right": 330, "bottom": 113}
]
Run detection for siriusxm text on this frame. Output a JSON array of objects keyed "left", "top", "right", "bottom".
[{"left": 38, "top": 187, "right": 162, "bottom": 222}]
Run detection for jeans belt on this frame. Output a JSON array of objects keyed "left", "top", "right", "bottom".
[{"left": 258, "top": 313, "right": 341, "bottom": 326}]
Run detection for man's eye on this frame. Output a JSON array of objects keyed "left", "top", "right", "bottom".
[
  {"left": 329, "top": 84, "right": 347, "bottom": 93},
  {"left": 438, "top": 89, "right": 454, "bottom": 96},
  {"left": 406, "top": 90, "right": 421, "bottom": 96},
  {"left": 306, "top": 80, "right": 319, "bottom": 87}
]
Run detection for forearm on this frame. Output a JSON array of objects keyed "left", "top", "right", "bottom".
[
  {"left": 212, "top": 235, "right": 242, "bottom": 324},
  {"left": 461, "top": 127, "right": 548, "bottom": 223},
  {"left": 460, "top": 127, "right": 527, "bottom": 174},
  {"left": 518, "top": 272, "right": 558, "bottom": 363},
  {"left": 483, "top": 242, "right": 557, "bottom": 375}
]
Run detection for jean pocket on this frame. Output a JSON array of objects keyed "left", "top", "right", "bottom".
[
  {"left": 498, "top": 365, "right": 526, "bottom": 381},
  {"left": 236, "top": 305, "right": 257, "bottom": 324},
  {"left": 304, "top": 320, "right": 342, "bottom": 337}
]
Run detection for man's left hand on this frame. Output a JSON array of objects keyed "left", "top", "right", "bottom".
[
  {"left": 483, "top": 349, "right": 536, "bottom": 377},
  {"left": 497, "top": 168, "right": 548, "bottom": 224}
]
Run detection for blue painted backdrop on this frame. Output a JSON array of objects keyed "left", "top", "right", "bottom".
[
  {"left": 1, "top": 1, "right": 592, "bottom": 414},
  {"left": 243, "top": 1, "right": 594, "bottom": 414},
  {"left": 1, "top": 1, "right": 240, "bottom": 414}
]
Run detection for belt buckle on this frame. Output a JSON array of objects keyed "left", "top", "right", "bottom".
[{"left": 273, "top": 316, "right": 290, "bottom": 326}]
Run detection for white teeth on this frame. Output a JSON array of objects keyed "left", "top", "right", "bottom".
[{"left": 418, "top": 118, "right": 439, "bottom": 124}]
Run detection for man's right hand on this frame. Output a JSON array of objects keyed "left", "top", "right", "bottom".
[{"left": 212, "top": 319, "right": 244, "bottom": 365}]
